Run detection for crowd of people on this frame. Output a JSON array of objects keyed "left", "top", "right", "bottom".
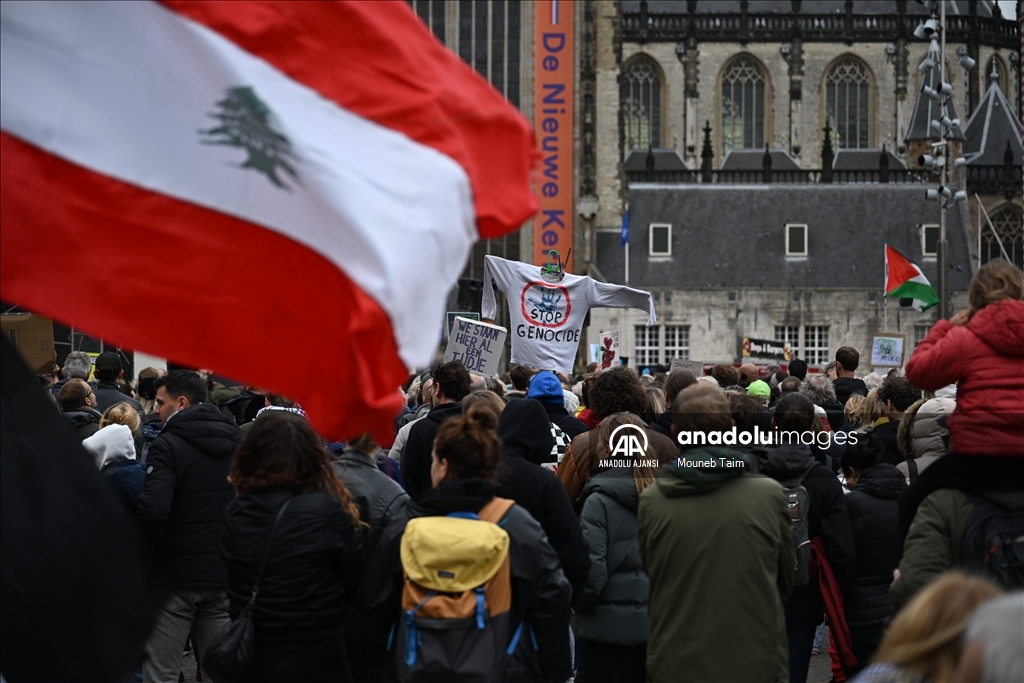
[{"left": 36, "top": 260, "right": 1024, "bottom": 682}]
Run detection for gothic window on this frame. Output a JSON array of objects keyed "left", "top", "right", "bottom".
[
  {"left": 982, "top": 205, "right": 1024, "bottom": 268},
  {"left": 826, "top": 58, "right": 871, "bottom": 149},
  {"left": 721, "top": 56, "right": 766, "bottom": 154},
  {"left": 621, "top": 56, "right": 662, "bottom": 155}
]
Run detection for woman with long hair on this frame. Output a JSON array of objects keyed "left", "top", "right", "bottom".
[
  {"left": 221, "top": 413, "right": 365, "bottom": 682},
  {"left": 852, "top": 571, "right": 1001, "bottom": 683},
  {"left": 574, "top": 412, "right": 657, "bottom": 683}
]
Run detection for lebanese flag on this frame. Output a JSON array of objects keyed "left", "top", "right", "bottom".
[
  {"left": 885, "top": 244, "right": 939, "bottom": 312},
  {"left": 1, "top": 1, "right": 537, "bottom": 443}
]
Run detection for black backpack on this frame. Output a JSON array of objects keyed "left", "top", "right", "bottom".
[
  {"left": 964, "top": 494, "right": 1024, "bottom": 590},
  {"left": 781, "top": 464, "right": 816, "bottom": 587}
]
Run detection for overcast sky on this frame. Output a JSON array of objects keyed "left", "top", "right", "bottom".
[{"left": 996, "top": 0, "right": 1016, "bottom": 18}]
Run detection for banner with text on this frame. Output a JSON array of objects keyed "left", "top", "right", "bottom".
[
  {"left": 669, "top": 358, "right": 704, "bottom": 376},
  {"left": 533, "top": 0, "right": 574, "bottom": 267},
  {"left": 742, "top": 337, "right": 791, "bottom": 361},
  {"left": 444, "top": 317, "right": 508, "bottom": 376}
]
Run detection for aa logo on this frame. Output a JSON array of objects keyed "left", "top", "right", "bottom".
[
  {"left": 520, "top": 281, "right": 572, "bottom": 328},
  {"left": 609, "top": 424, "right": 649, "bottom": 460}
]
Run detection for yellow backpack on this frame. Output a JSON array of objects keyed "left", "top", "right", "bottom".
[{"left": 393, "top": 497, "right": 524, "bottom": 682}]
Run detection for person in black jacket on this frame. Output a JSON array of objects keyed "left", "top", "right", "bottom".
[
  {"left": 135, "top": 370, "right": 242, "bottom": 683},
  {"left": 360, "top": 405, "right": 572, "bottom": 683},
  {"left": 833, "top": 346, "right": 868, "bottom": 406},
  {"left": 526, "top": 370, "right": 588, "bottom": 439},
  {"left": 222, "top": 413, "right": 365, "bottom": 683},
  {"left": 331, "top": 434, "right": 410, "bottom": 683},
  {"left": 400, "top": 359, "right": 471, "bottom": 496},
  {"left": 840, "top": 433, "right": 906, "bottom": 678},
  {"left": 753, "top": 392, "right": 856, "bottom": 683},
  {"left": 92, "top": 351, "right": 145, "bottom": 418},
  {"left": 495, "top": 398, "right": 591, "bottom": 683}
]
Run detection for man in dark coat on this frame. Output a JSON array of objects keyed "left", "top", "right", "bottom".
[
  {"left": 875, "top": 374, "right": 921, "bottom": 465},
  {"left": 840, "top": 434, "right": 906, "bottom": 678},
  {"left": 401, "top": 359, "right": 471, "bottom": 496},
  {"left": 526, "top": 369, "right": 588, "bottom": 439},
  {"left": 58, "top": 378, "right": 102, "bottom": 441},
  {"left": 754, "top": 392, "right": 856, "bottom": 683},
  {"left": 331, "top": 437, "right": 411, "bottom": 682},
  {"left": 135, "top": 369, "right": 242, "bottom": 683},
  {"left": 92, "top": 350, "right": 145, "bottom": 418},
  {"left": 496, "top": 399, "right": 591, "bottom": 683},
  {"left": 833, "top": 346, "right": 868, "bottom": 406}
]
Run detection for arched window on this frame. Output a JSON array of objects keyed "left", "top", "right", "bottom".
[
  {"left": 621, "top": 56, "right": 662, "bottom": 155},
  {"left": 721, "top": 56, "right": 766, "bottom": 154},
  {"left": 825, "top": 57, "right": 872, "bottom": 149},
  {"left": 982, "top": 205, "right": 1024, "bottom": 268}
]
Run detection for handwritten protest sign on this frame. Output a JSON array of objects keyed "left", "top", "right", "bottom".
[
  {"left": 446, "top": 311, "right": 479, "bottom": 339},
  {"left": 669, "top": 358, "right": 703, "bottom": 376},
  {"left": 871, "top": 333, "right": 906, "bottom": 367},
  {"left": 598, "top": 330, "right": 619, "bottom": 369},
  {"left": 444, "top": 317, "right": 507, "bottom": 375}
]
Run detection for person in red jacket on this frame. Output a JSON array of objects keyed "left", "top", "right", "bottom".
[{"left": 899, "top": 259, "right": 1024, "bottom": 539}]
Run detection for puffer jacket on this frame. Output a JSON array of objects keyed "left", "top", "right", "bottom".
[
  {"left": 843, "top": 463, "right": 906, "bottom": 627},
  {"left": 754, "top": 442, "right": 856, "bottom": 629},
  {"left": 63, "top": 407, "right": 101, "bottom": 441},
  {"left": 574, "top": 470, "right": 648, "bottom": 645},
  {"left": 135, "top": 403, "right": 242, "bottom": 588},
  {"left": 896, "top": 398, "right": 955, "bottom": 484},
  {"left": 221, "top": 487, "right": 364, "bottom": 636},
  {"left": 905, "top": 299, "right": 1024, "bottom": 456}
]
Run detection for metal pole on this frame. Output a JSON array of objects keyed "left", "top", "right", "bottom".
[{"left": 937, "top": 0, "right": 949, "bottom": 319}]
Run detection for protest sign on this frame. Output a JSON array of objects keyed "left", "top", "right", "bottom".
[
  {"left": 669, "top": 358, "right": 703, "bottom": 376},
  {"left": 444, "top": 317, "right": 507, "bottom": 375},
  {"left": 871, "top": 333, "right": 906, "bottom": 367},
  {"left": 598, "top": 330, "right": 619, "bottom": 369},
  {"left": 742, "top": 337, "right": 791, "bottom": 361}
]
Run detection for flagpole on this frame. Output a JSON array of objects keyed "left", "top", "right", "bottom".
[
  {"left": 937, "top": 0, "right": 949, "bottom": 319},
  {"left": 884, "top": 242, "right": 888, "bottom": 331}
]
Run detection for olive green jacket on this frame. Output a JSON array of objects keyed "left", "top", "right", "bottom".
[
  {"left": 890, "top": 488, "right": 1024, "bottom": 612},
  {"left": 638, "top": 447, "right": 795, "bottom": 683}
]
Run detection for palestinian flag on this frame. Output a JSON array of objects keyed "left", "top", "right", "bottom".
[
  {"left": 885, "top": 244, "right": 940, "bottom": 312},
  {"left": 1, "top": 1, "right": 537, "bottom": 443}
]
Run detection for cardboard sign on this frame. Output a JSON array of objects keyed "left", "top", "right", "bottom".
[
  {"left": 669, "top": 358, "right": 703, "bottom": 376},
  {"left": 444, "top": 317, "right": 507, "bottom": 375},
  {"left": 742, "top": 337, "right": 792, "bottom": 361},
  {"left": 1, "top": 313, "right": 56, "bottom": 373},
  {"left": 598, "top": 330, "right": 619, "bottom": 369},
  {"left": 871, "top": 333, "right": 906, "bottom": 367},
  {"left": 446, "top": 311, "right": 480, "bottom": 339}
]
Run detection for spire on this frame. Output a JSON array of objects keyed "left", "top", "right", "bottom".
[
  {"left": 905, "top": 41, "right": 965, "bottom": 143},
  {"left": 960, "top": 60, "right": 1023, "bottom": 166}
]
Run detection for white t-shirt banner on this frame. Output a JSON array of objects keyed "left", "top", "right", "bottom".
[{"left": 481, "top": 255, "right": 656, "bottom": 373}]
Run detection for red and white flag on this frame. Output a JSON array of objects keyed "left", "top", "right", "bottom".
[{"left": 1, "top": 1, "right": 536, "bottom": 442}]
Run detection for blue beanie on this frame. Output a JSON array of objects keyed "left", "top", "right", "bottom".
[{"left": 527, "top": 371, "right": 564, "bottom": 405}]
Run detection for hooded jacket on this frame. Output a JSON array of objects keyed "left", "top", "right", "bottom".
[
  {"left": 63, "top": 407, "right": 101, "bottom": 442},
  {"left": 891, "top": 488, "right": 1024, "bottom": 612},
  {"left": 527, "top": 371, "right": 588, "bottom": 439},
  {"left": 905, "top": 299, "right": 1024, "bottom": 456},
  {"left": 843, "top": 463, "right": 906, "bottom": 627},
  {"left": 496, "top": 399, "right": 591, "bottom": 681},
  {"left": 401, "top": 401, "right": 464, "bottom": 496},
  {"left": 135, "top": 403, "right": 242, "bottom": 588},
  {"left": 83, "top": 424, "right": 146, "bottom": 514},
  {"left": 358, "top": 478, "right": 572, "bottom": 682},
  {"left": 638, "top": 447, "right": 794, "bottom": 683},
  {"left": 574, "top": 470, "right": 648, "bottom": 646},
  {"left": 754, "top": 442, "right": 856, "bottom": 629},
  {"left": 896, "top": 398, "right": 956, "bottom": 484},
  {"left": 558, "top": 426, "right": 679, "bottom": 516},
  {"left": 833, "top": 377, "right": 868, "bottom": 406}
]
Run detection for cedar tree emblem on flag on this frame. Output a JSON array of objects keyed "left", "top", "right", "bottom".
[{"left": 199, "top": 86, "right": 299, "bottom": 190}]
